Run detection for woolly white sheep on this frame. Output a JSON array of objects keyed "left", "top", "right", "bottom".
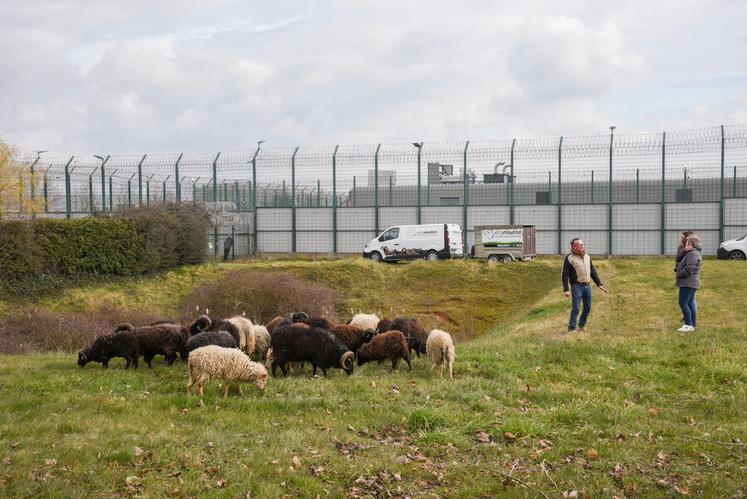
[
  {"left": 187, "top": 345, "right": 268, "bottom": 397},
  {"left": 349, "top": 313, "right": 379, "bottom": 331},
  {"left": 224, "top": 316, "right": 255, "bottom": 356},
  {"left": 252, "top": 325, "right": 271, "bottom": 360},
  {"left": 426, "top": 329, "right": 455, "bottom": 379}
]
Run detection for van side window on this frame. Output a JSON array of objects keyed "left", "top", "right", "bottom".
[{"left": 379, "top": 228, "right": 400, "bottom": 241}]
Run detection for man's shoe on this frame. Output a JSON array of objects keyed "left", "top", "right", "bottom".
[
  {"left": 567, "top": 327, "right": 576, "bottom": 333},
  {"left": 578, "top": 326, "right": 586, "bottom": 333},
  {"left": 677, "top": 325, "right": 694, "bottom": 333}
]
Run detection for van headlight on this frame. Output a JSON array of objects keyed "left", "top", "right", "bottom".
[{"left": 720, "top": 242, "right": 726, "bottom": 248}]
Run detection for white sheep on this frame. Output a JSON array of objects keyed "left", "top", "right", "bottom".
[
  {"left": 349, "top": 313, "right": 380, "bottom": 331},
  {"left": 187, "top": 345, "right": 268, "bottom": 397},
  {"left": 225, "top": 316, "right": 255, "bottom": 356},
  {"left": 252, "top": 325, "right": 271, "bottom": 360},
  {"left": 426, "top": 329, "right": 455, "bottom": 379}
]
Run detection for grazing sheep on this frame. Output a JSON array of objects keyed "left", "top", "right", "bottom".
[
  {"left": 266, "top": 315, "right": 286, "bottom": 335},
  {"left": 356, "top": 330, "right": 411, "bottom": 371},
  {"left": 376, "top": 317, "right": 393, "bottom": 334},
  {"left": 298, "top": 316, "right": 333, "bottom": 330},
  {"left": 389, "top": 317, "right": 428, "bottom": 357},
  {"left": 349, "top": 313, "right": 380, "bottom": 331},
  {"left": 270, "top": 324, "right": 354, "bottom": 377},
  {"left": 426, "top": 329, "right": 455, "bottom": 379},
  {"left": 186, "top": 330, "right": 237, "bottom": 354},
  {"left": 224, "top": 316, "right": 255, "bottom": 356},
  {"left": 78, "top": 332, "right": 139, "bottom": 369},
  {"left": 189, "top": 314, "right": 215, "bottom": 335},
  {"left": 117, "top": 323, "right": 187, "bottom": 368},
  {"left": 187, "top": 345, "right": 268, "bottom": 397},
  {"left": 330, "top": 324, "right": 376, "bottom": 353},
  {"left": 252, "top": 325, "right": 271, "bottom": 360}
]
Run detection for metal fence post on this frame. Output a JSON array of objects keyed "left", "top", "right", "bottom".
[
  {"left": 719, "top": 125, "right": 725, "bottom": 243},
  {"left": 128, "top": 173, "right": 135, "bottom": 207},
  {"left": 636, "top": 169, "right": 640, "bottom": 204},
  {"left": 109, "top": 169, "right": 117, "bottom": 211},
  {"left": 558, "top": 136, "right": 563, "bottom": 255},
  {"left": 88, "top": 169, "right": 96, "bottom": 213},
  {"left": 18, "top": 173, "right": 24, "bottom": 214},
  {"left": 63, "top": 156, "right": 74, "bottom": 219},
  {"left": 99, "top": 155, "right": 109, "bottom": 211},
  {"left": 251, "top": 144, "right": 261, "bottom": 255},
  {"left": 374, "top": 143, "right": 381, "bottom": 236},
  {"left": 462, "top": 140, "right": 470, "bottom": 252},
  {"left": 163, "top": 175, "right": 170, "bottom": 204},
  {"left": 29, "top": 156, "right": 40, "bottom": 218},
  {"left": 660, "top": 131, "right": 666, "bottom": 255},
  {"left": 212, "top": 152, "right": 221, "bottom": 263},
  {"left": 291, "top": 146, "right": 299, "bottom": 253},
  {"left": 146, "top": 176, "right": 151, "bottom": 206},
  {"left": 332, "top": 145, "right": 339, "bottom": 254},
  {"left": 317, "top": 179, "right": 321, "bottom": 207},
  {"left": 734, "top": 166, "right": 738, "bottom": 198},
  {"left": 509, "top": 138, "right": 516, "bottom": 224},
  {"left": 591, "top": 171, "right": 595, "bottom": 203},
  {"left": 43, "top": 172, "right": 49, "bottom": 213},
  {"left": 353, "top": 176, "right": 356, "bottom": 207},
  {"left": 137, "top": 154, "right": 146, "bottom": 206},
  {"left": 415, "top": 142, "right": 422, "bottom": 224},
  {"left": 234, "top": 181, "right": 239, "bottom": 209},
  {"left": 231, "top": 224, "right": 236, "bottom": 260},
  {"left": 175, "top": 153, "right": 183, "bottom": 204},
  {"left": 608, "top": 127, "right": 615, "bottom": 255}
]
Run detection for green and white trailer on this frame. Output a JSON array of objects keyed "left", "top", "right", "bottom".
[{"left": 471, "top": 225, "right": 536, "bottom": 263}]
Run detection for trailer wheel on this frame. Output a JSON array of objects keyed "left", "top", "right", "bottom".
[
  {"left": 487, "top": 254, "right": 499, "bottom": 263},
  {"left": 369, "top": 251, "right": 383, "bottom": 262},
  {"left": 426, "top": 250, "right": 440, "bottom": 261},
  {"left": 499, "top": 255, "right": 512, "bottom": 264}
]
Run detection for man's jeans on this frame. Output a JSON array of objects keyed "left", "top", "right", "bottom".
[
  {"left": 569, "top": 284, "right": 592, "bottom": 330},
  {"left": 678, "top": 286, "right": 697, "bottom": 327}
]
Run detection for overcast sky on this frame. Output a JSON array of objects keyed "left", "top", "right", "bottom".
[{"left": 2, "top": 0, "right": 746, "bottom": 155}]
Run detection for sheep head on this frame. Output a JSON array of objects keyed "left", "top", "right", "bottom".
[
  {"left": 340, "top": 351, "right": 355, "bottom": 375},
  {"left": 77, "top": 351, "right": 88, "bottom": 367},
  {"left": 292, "top": 311, "right": 309, "bottom": 322},
  {"left": 115, "top": 323, "right": 135, "bottom": 333},
  {"left": 363, "top": 329, "right": 376, "bottom": 342},
  {"left": 254, "top": 371, "right": 268, "bottom": 391}
]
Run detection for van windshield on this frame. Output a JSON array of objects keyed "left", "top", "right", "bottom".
[
  {"left": 738, "top": 233, "right": 747, "bottom": 241},
  {"left": 379, "top": 228, "right": 399, "bottom": 241}
]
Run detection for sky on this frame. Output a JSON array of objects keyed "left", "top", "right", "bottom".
[{"left": 1, "top": 0, "right": 746, "bottom": 156}]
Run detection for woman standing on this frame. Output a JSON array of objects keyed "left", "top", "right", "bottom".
[{"left": 676, "top": 235, "right": 702, "bottom": 333}]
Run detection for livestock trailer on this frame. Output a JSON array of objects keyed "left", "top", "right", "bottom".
[{"left": 471, "top": 225, "right": 536, "bottom": 263}]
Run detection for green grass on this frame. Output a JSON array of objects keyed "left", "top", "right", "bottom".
[{"left": 1, "top": 257, "right": 746, "bottom": 497}]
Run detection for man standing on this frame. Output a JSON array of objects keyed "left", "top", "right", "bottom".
[
  {"left": 223, "top": 235, "right": 233, "bottom": 261},
  {"left": 561, "top": 238, "right": 608, "bottom": 332}
]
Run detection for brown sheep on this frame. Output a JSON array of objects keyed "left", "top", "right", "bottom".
[
  {"left": 356, "top": 330, "right": 411, "bottom": 371},
  {"left": 389, "top": 317, "right": 428, "bottom": 356},
  {"left": 376, "top": 317, "right": 393, "bottom": 334},
  {"left": 330, "top": 324, "right": 376, "bottom": 353},
  {"left": 266, "top": 316, "right": 285, "bottom": 334}
]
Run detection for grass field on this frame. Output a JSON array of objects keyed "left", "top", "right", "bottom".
[{"left": 1, "top": 257, "right": 746, "bottom": 497}]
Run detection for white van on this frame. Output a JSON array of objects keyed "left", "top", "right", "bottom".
[
  {"left": 717, "top": 233, "right": 746, "bottom": 260},
  {"left": 363, "top": 224, "right": 463, "bottom": 262}
]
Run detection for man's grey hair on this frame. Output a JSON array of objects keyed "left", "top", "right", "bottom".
[
  {"left": 570, "top": 238, "right": 582, "bottom": 248},
  {"left": 686, "top": 235, "right": 701, "bottom": 247}
]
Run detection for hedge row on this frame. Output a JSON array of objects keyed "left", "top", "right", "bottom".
[{"left": 0, "top": 204, "right": 210, "bottom": 278}]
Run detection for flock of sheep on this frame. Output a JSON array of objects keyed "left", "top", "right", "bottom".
[{"left": 77, "top": 311, "right": 456, "bottom": 397}]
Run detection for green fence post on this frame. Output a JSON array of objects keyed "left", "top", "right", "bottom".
[
  {"left": 332, "top": 145, "right": 339, "bottom": 254},
  {"left": 719, "top": 125, "right": 725, "bottom": 243},
  {"left": 212, "top": 152, "right": 221, "bottom": 265},
  {"left": 509, "top": 138, "right": 516, "bottom": 224},
  {"left": 353, "top": 176, "right": 356, "bottom": 207},
  {"left": 591, "top": 171, "right": 595, "bottom": 203},
  {"left": 414, "top": 142, "right": 423, "bottom": 224},
  {"left": 163, "top": 175, "right": 170, "bottom": 204},
  {"left": 234, "top": 181, "right": 239, "bottom": 209},
  {"left": 146, "top": 176, "right": 151, "bottom": 206},
  {"left": 96, "top": 155, "right": 110, "bottom": 212},
  {"left": 462, "top": 140, "right": 470, "bottom": 252},
  {"left": 734, "top": 166, "right": 737, "bottom": 198},
  {"left": 231, "top": 224, "right": 236, "bottom": 260},
  {"left": 29, "top": 156, "right": 40, "bottom": 218},
  {"left": 251, "top": 143, "right": 262, "bottom": 255},
  {"left": 174, "top": 153, "right": 183, "bottom": 204},
  {"left": 636, "top": 169, "right": 640, "bottom": 204},
  {"left": 291, "top": 146, "right": 299, "bottom": 253},
  {"left": 317, "top": 179, "right": 321, "bottom": 208},
  {"left": 88, "top": 168, "right": 96, "bottom": 213},
  {"left": 660, "top": 131, "right": 666, "bottom": 255},
  {"left": 222, "top": 180, "right": 228, "bottom": 203},
  {"left": 608, "top": 127, "right": 615, "bottom": 255},
  {"left": 43, "top": 172, "right": 49, "bottom": 213},
  {"left": 63, "top": 156, "right": 74, "bottom": 219},
  {"left": 557, "top": 136, "right": 563, "bottom": 255},
  {"left": 108, "top": 169, "right": 117, "bottom": 211},
  {"left": 374, "top": 143, "right": 381, "bottom": 236},
  {"left": 128, "top": 173, "right": 135, "bottom": 207},
  {"left": 137, "top": 154, "right": 146, "bottom": 206}
]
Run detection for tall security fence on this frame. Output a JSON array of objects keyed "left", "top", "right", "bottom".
[{"left": 3, "top": 125, "right": 747, "bottom": 256}]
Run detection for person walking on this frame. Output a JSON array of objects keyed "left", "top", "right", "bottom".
[
  {"left": 676, "top": 234, "right": 702, "bottom": 333},
  {"left": 223, "top": 235, "right": 233, "bottom": 261},
  {"left": 561, "top": 238, "right": 608, "bottom": 333}
]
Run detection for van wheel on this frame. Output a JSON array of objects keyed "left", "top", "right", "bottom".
[
  {"left": 370, "top": 252, "right": 383, "bottom": 262},
  {"left": 426, "top": 251, "right": 439, "bottom": 261},
  {"left": 729, "top": 250, "right": 746, "bottom": 260}
]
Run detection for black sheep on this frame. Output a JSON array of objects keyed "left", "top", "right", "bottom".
[
  {"left": 270, "top": 324, "right": 354, "bottom": 377},
  {"left": 78, "top": 332, "right": 139, "bottom": 369},
  {"left": 356, "top": 330, "right": 411, "bottom": 371},
  {"left": 389, "top": 317, "right": 428, "bottom": 356},
  {"left": 297, "top": 316, "right": 333, "bottom": 330},
  {"left": 117, "top": 323, "right": 187, "bottom": 368},
  {"left": 186, "top": 330, "right": 237, "bottom": 354}
]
